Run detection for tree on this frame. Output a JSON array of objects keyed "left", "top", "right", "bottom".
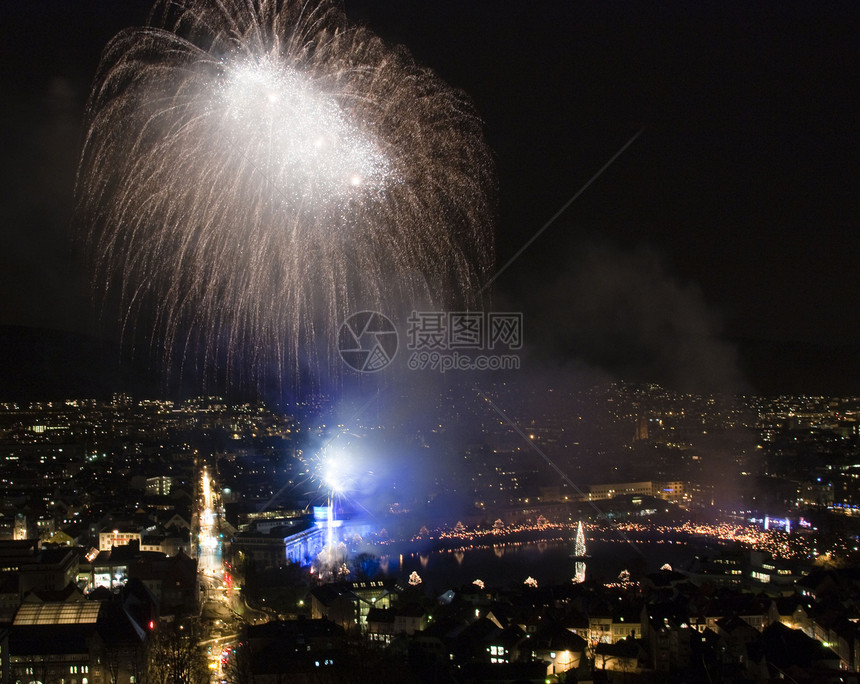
[
  {"left": 102, "top": 643, "right": 145, "bottom": 684},
  {"left": 145, "top": 620, "right": 209, "bottom": 684},
  {"left": 222, "top": 640, "right": 254, "bottom": 684}
]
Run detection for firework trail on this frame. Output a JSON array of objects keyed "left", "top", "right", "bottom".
[{"left": 77, "top": 0, "right": 494, "bottom": 383}]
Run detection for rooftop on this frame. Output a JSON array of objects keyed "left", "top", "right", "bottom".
[{"left": 14, "top": 601, "right": 101, "bottom": 626}]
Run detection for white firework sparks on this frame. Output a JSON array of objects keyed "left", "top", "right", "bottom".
[
  {"left": 77, "top": 0, "right": 494, "bottom": 383},
  {"left": 216, "top": 55, "right": 391, "bottom": 203}
]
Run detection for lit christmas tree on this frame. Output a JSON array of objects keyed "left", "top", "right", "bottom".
[{"left": 573, "top": 521, "right": 587, "bottom": 584}]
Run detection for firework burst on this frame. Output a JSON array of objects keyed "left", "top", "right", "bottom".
[{"left": 77, "top": 0, "right": 494, "bottom": 383}]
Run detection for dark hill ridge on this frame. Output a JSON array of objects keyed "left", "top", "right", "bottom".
[
  {"left": 0, "top": 325, "right": 270, "bottom": 404},
  {"left": 0, "top": 325, "right": 158, "bottom": 401},
  {"left": 0, "top": 325, "right": 855, "bottom": 400}
]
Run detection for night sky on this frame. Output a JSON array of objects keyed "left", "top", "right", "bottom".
[{"left": 0, "top": 1, "right": 858, "bottom": 396}]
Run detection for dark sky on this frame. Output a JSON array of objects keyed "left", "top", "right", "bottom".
[{"left": 0, "top": 0, "right": 858, "bottom": 395}]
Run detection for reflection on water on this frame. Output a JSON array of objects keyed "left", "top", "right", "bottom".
[{"left": 374, "top": 539, "right": 692, "bottom": 589}]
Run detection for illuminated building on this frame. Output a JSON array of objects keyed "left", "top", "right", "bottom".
[
  {"left": 98, "top": 529, "right": 142, "bottom": 552},
  {"left": 145, "top": 475, "right": 172, "bottom": 496},
  {"left": 232, "top": 512, "right": 332, "bottom": 570},
  {"left": 311, "top": 579, "right": 400, "bottom": 634},
  {"left": 7, "top": 601, "right": 148, "bottom": 684},
  {"left": 634, "top": 416, "right": 649, "bottom": 442}
]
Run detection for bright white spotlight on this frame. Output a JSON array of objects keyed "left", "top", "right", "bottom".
[{"left": 323, "top": 458, "right": 345, "bottom": 494}]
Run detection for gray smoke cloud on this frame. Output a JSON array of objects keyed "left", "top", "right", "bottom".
[{"left": 524, "top": 242, "right": 746, "bottom": 395}]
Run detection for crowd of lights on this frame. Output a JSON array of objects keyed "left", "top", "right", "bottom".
[{"left": 365, "top": 517, "right": 841, "bottom": 563}]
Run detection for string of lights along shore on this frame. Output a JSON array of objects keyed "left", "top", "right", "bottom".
[{"left": 76, "top": 0, "right": 495, "bottom": 381}]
